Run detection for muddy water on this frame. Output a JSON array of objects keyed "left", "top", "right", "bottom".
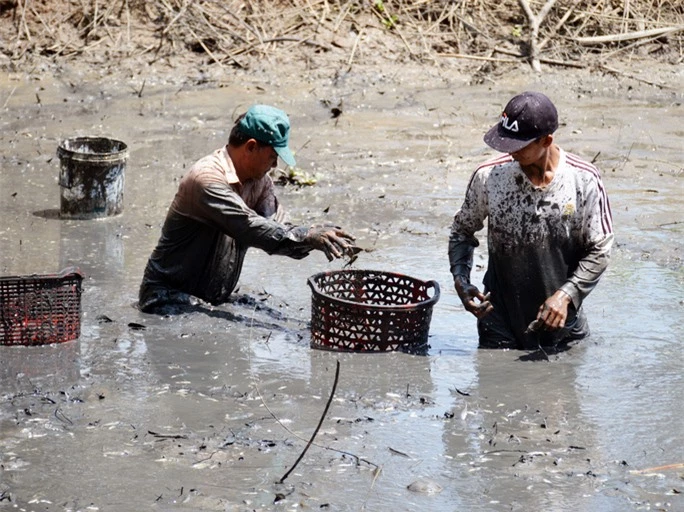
[{"left": 0, "top": 66, "right": 682, "bottom": 511}]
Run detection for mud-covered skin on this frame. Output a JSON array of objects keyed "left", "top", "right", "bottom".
[{"left": 449, "top": 149, "right": 613, "bottom": 348}]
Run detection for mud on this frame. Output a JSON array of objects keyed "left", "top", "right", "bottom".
[{"left": 0, "top": 62, "right": 682, "bottom": 512}]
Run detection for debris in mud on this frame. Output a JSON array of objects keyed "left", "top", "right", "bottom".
[
  {"left": 148, "top": 430, "right": 188, "bottom": 440},
  {"left": 320, "top": 98, "right": 343, "bottom": 119},
  {"left": 388, "top": 447, "right": 411, "bottom": 458},
  {"left": 272, "top": 167, "right": 319, "bottom": 187},
  {"left": 450, "top": 387, "right": 471, "bottom": 396},
  {"left": 279, "top": 360, "right": 340, "bottom": 484},
  {"left": 407, "top": 478, "right": 443, "bottom": 495}
]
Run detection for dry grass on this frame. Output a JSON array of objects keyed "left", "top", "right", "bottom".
[{"left": 0, "top": 0, "right": 682, "bottom": 74}]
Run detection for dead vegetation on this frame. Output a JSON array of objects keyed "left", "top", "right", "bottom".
[{"left": 0, "top": 0, "right": 682, "bottom": 79}]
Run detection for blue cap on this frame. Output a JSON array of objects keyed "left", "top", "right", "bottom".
[{"left": 238, "top": 105, "right": 296, "bottom": 167}]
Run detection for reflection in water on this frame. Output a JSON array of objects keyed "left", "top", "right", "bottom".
[
  {"left": 576, "top": 255, "right": 684, "bottom": 481},
  {"left": 0, "top": 340, "right": 80, "bottom": 394},
  {"left": 440, "top": 348, "right": 600, "bottom": 511},
  {"left": 59, "top": 217, "right": 125, "bottom": 281}
]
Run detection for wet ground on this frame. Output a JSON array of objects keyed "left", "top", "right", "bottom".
[{"left": 0, "top": 64, "right": 683, "bottom": 511}]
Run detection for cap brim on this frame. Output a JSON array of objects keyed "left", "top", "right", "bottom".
[
  {"left": 274, "top": 145, "right": 296, "bottom": 167},
  {"left": 483, "top": 124, "right": 535, "bottom": 154}
]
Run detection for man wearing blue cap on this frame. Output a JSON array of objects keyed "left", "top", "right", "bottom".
[
  {"left": 139, "top": 104, "right": 356, "bottom": 313},
  {"left": 448, "top": 92, "right": 613, "bottom": 351}
]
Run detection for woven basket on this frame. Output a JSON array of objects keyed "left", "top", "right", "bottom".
[
  {"left": 307, "top": 270, "right": 440, "bottom": 353},
  {"left": 0, "top": 268, "right": 84, "bottom": 346}
]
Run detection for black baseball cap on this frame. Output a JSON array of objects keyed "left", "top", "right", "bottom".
[{"left": 483, "top": 91, "right": 559, "bottom": 153}]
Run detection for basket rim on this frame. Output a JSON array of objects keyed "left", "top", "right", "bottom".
[
  {"left": 0, "top": 267, "right": 84, "bottom": 283},
  {"left": 307, "top": 269, "right": 440, "bottom": 311}
]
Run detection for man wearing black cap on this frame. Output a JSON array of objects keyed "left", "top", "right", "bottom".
[
  {"left": 139, "top": 104, "right": 356, "bottom": 313},
  {"left": 448, "top": 91, "right": 613, "bottom": 350}
]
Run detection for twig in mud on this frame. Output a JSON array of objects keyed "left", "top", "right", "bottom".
[
  {"left": 598, "top": 63, "right": 669, "bottom": 89},
  {"left": 136, "top": 78, "right": 146, "bottom": 98},
  {"left": 257, "top": 36, "right": 332, "bottom": 51},
  {"left": 575, "top": 26, "right": 684, "bottom": 45},
  {"left": 388, "top": 447, "right": 410, "bottom": 458},
  {"left": 279, "top": 359, "right": 340, "bottom": 483},
  {"left": 332, "top": 0, "right": 354, "bottom": 33},
  {"left": 538, "top": 0, "right": 581, "bottom": 51},
  {"left": 148, "top": 430, "right": 188, "bottom": 439},
  {"left": 160, "top": 0, "right": 189, "bottom": 36},
  {"left": 658, "top": 221, "right": 682, "bottom": 228},
  {"left": 493, "top": 46, "right": 586, "bottom": 69},
  {"left": 438, "top": 52, "right": 520, "bottom": 64},
  {"left": 245, "top": 304, "right": 379, "bottom": 471},
  {"left": 16, "top": 0, "right": 32, "bottom": 44},
  {"left": 377, "top": 2, "right": 414, "bottom": 56},
  {"left": 629, "top": 462, "right": 684, "bottom": 474},
  {"left": 618, "top": 142, "right": 635, "bottom": 173},
  {"left": 186, "top": 25, "right": 224, "bottom": 69},
  {"left": 600, "top": 33, "right": 675, "bottom": 62},
  {"left": 347, "top": 28, "right": 363, "bottom": 72},
  {"left": 54, "top": 407, "right": 73, "bottom": 425},
  {"left": 2, "top": 86, "right": 17, "bottom": 109},
  {"left": 483, "top": 448, "right": 528, "bottom": 455}
]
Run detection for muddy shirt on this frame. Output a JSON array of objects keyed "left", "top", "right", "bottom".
[
  {"left": 140, "top": 146, "right": 313, "bottom": 306},
  {"left": 449, "top": 149, "right": 614, "bottom": 346}
]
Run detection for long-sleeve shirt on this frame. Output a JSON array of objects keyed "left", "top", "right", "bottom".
[
  {"left": 449, "top": 148, "right": 613, "bottom": 343},
  {"left": 140, "top": 146, "right": 313, "bottom": 305}
]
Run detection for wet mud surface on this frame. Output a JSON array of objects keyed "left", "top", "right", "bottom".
[{"left": 1, "top": 64, "right": 683, "bottom": 511}]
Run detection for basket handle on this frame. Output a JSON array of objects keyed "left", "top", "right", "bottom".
[
  {"left": 57, "top": 267, "right": 85, "bottom": 280},
  {"left": 306, "top": 275, "right": 317, "bottom": 293},
  {"left": 425, "top": 280, "right": 441, "bottom": 305}
]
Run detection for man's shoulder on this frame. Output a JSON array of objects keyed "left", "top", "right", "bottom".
[
  {"left": 469, "top": 154, "right": 516, "bottom": 186},
  {"left": 476, "top": 153, "right": 514, "bottom": 173},
  {"left": 184, "top": 148, "right": 236, "bottom": 184},
  {"left": 560, "top": 150, "right": 608, "bottom": 192},
  {"left": 562, "top": 150, "right": 602, "bottom": 178}
]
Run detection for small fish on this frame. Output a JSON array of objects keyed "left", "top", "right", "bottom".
[
  {"left": 525, "top": 318, "right": 542, "bottom": 334},
  {"left": 343, "top": 245, "right": 364, "bottom": 268}
]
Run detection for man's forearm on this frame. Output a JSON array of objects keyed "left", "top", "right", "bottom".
[
  {"left": 448, "top": 235, "right": 477, "bottom": 281},
  {"left": 562, "top": 233, "right": 614, "bottom": 306}
]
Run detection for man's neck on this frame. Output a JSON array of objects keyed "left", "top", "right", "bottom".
[{"left": 521, "top": 144, "right": 560, "bottom": 187}]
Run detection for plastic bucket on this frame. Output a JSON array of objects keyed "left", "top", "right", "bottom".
[{"left": 57, "top": 137, "right": 128, "bottom": 219}]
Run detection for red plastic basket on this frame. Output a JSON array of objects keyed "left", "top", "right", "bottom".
[
  {"left": 0, "top": 268, "right": 84, "bottom": 346},
  {"left": 307, "top": 269, "right": 440, "bottom": 353}
]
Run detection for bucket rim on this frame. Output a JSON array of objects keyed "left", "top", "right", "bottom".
[{"left": 57, "top": 136, "right": 128, "bottom": 159}]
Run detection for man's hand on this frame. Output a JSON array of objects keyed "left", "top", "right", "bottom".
[
  {"left": 454, "top": 275, "right": 493, "bottom": 318},
  {"left": 533, "top": 289, "right": 572, "bottom": 331},
  {"left": 305, "top": 225, "right": 356, "bottom": 261}
]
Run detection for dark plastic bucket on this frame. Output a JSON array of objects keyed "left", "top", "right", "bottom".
[{"left": 57, "top": 137, "right": 128, "bottom": 219}]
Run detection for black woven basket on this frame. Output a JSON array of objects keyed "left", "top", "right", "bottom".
[
  {"left": 0, "top": 267, "right": 84, "bottom": 346},
  {"left": 307, "top": 269, "right": 440, "bottom": 353}
]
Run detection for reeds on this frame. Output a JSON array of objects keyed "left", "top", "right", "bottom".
[{"left": 1, "top": 0, "right": 681, "bottom": 70}]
